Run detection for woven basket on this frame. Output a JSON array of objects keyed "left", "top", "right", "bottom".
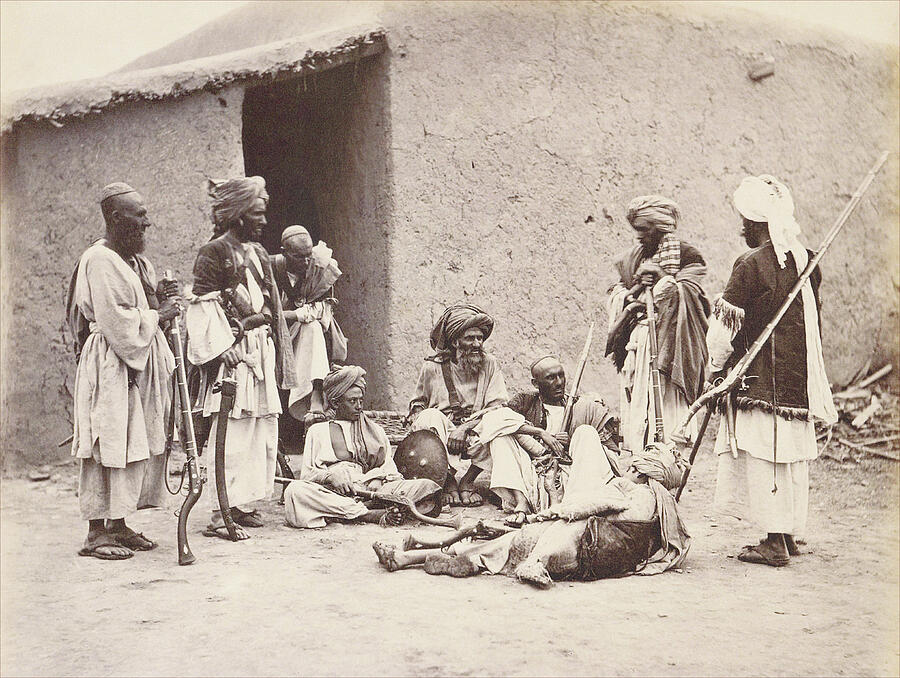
[{"left": 364, "top": 410, "right": 409, "bottom": 446}]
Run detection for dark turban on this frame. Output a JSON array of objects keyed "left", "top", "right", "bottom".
[
  {"left": 429, "top": 303, "right": 494, "bottom": 355},
  {"left": 625, "top": 195, "right": 680, "bottom": 233},
  {"left": 323, "top": 365, "right": 367, "bottom": 404},
  {"left": 208, "top": 176, "right": 268, "bottom": 233}
]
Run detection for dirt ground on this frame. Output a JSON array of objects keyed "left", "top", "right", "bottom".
[{"left": 1, "top": 435, "right": 898, "bottom": 677}]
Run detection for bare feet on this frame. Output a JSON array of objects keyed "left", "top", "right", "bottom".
[
  {"left": 373, "top": 541, "right": 402, "bottom": 572},
  {"left": 443, "top": 475, "right": 462, "bottom": 506},
  {"left": 79, "top": 530, "right": 134, "bottom": 560},
  {"left": 203, "top": 517, "right": 251, "bottom": 541}
]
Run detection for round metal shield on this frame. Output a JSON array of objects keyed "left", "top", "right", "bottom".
[{"left": 395, "top": 429, "right": 449, "bottom": 488}]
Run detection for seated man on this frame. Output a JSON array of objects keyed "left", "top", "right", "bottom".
[
  {"left": 284, "top": 365, "right": 441, "bottom": 528},
  {"left": 272, "top": 225, "right": 347, "bottom": 430},
  {"left": 407, "top": 303, "right": 509, "bottom": 506},
  {"left": 372, "top": 436, "right": 690, "bottom": 588},
  {"left": 473, "top": 356, "right": 621, "bottom": 523}
]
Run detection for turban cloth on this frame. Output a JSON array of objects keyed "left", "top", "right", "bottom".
[
  {"left": 631, "top": 442, "right": 685, "bottom": 492},
  {"left": 429, "top": 303, "right": 494, "bottom": 354},
  {"left": 733, "top": 174, "right": 804, "bottom": 269},
  {"left": 208, "top": 176, "right": 268, "bottom": 230},
  {"left": 626, "top": 195, "right": 681, "bottom": 233},
  {"left": 323, "top": 365, "right": 367, "bottom": 404}
]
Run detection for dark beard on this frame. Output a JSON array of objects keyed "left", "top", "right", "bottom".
[{"left": 456, "top": 349, "right": 485, "bottom": 376}]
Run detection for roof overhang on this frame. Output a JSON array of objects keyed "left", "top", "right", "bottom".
[{"left": 1, "top": 24, "right": 386, "bottom": 134}]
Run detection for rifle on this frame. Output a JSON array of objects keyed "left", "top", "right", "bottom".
[
  {"left": 561, "top": 322, "right": 595, "bottom": 434},
  {"left": 162, "top": 270, "right": 204, "bottom": 566},
  {"left": 273, "top": 477, "right": 462, "bottom": 528},
  {"left": 675, "top": 151, "right": 890, "bottom": 437},
  {"left": 644, "top": 287, "right": 665, "bottom": 444}
]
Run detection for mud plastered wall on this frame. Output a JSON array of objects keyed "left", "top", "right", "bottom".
[
  {"left": 1, "top": 88, "right": 245, "bottom": 470},
  {"left": 381, "top": 2, "right": 899, "bottom": 407},
  {"left": 302, "top": 55, "right": 395, "bottom": 408}
]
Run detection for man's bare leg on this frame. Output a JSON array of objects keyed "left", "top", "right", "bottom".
[
  {"left": 373, "top": 542, "right": 439, "bottom": 571},
  {"left": 492, "top": 487, "right": 516, "bottom": 512},
  {"left": 457, "top": 465, "right": 483, "bottom": 505},
  {"left": 504, "top": 489, "right": 531, "bottom": 526},
  {"left": 443, "top": 470, "right": 462, "bottom": 506}
]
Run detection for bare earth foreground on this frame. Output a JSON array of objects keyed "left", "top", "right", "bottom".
[{"left": 2, "top": 436, "right": 898, "bottom": 677}]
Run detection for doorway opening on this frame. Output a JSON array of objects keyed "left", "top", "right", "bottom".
[{"left": 241, "top": 53, "right": 393, "bottom": 419}]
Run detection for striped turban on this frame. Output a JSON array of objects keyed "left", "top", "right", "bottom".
[
  {"left": 323, "top": 365, "right": 367, "bottom": 403},
  {"left": 430, "top": 303, "right": 494, "bottom": 354},
  {"left": 631, "top": 442, "right": 685, "bottom": 492},
  {"left": 208, "top": 176, "right": 268, "bottom": 233},
  {"left": 626, "top": 195, "right": 681, "bottom": 233}
]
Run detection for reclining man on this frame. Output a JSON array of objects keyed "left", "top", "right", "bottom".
[
  {"left": 478, "top": 355, "right": 621, "bottom": 524},
  {"left": 284, "top": 365, "right": 442, "bottom": 528},
  {"left": 272, "top": 225, "right": 347, "bottom": 436},
  {"left": 372, "top": 435, "right": 690, "bottom": 588},
  {"left": 407, "top": 303, "right": 509, "bottom": 506}
]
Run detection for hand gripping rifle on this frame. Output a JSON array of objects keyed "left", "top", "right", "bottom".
[
  {"left": 674, "top": 151, "right": 890, "bottom": 441},
  {"left": 162, "top": 271, "right": 204, "bottom": 566}
]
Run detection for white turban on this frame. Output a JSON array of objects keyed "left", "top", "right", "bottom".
[
  {"left": 733, "top": 174, "right": 838, "bottom": 425},
  {"left": 733, "top": 175, "right": 805, "bottom": 270}
]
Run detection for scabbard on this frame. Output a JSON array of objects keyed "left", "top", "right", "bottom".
[{"left": 214, "top": 375, "right": 239, "bottom": 541}]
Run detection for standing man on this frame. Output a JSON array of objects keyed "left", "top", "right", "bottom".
[
  {"left": 67, "top": 183, "right": 180, "bottom": 559},
  {"left": 606, "top": 195, "right": 710, "bottom": 454},
  {"left": 407, "top": 303, "right": 509, "bottom": 506},
  {"left": 708, "top": 175, "right": 837, "bottom": 567},
  {"left": 185, "top": 176, "right": 295, "bottom": 539},
  {"left": 271, "top": 225, "right": 347, "bottom": 431}
]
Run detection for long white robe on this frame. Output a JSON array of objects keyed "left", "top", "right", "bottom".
[
  {"left": 185, "top": 244, "right": 280, "bottom": 509},
  {"left": 70, "top": 242, "right": 174, "bottom": 518},
  {"left": 284, "top": 420, "right": 438, "bottom": 528}
]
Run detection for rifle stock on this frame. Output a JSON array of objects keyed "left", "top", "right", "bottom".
[{"left": 163, "top": 270, "right": 204, "bottom": 566}]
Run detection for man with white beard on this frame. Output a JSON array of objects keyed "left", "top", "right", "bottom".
[{"left": 407, "top": 304, "right": 509, "bottom": 506}]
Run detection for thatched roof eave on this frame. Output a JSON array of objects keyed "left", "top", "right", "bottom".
[{"left": 1, "top": 25, "right": 386, "bottom": 134}]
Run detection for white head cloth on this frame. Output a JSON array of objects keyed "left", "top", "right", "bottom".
[
  {"left": 733, "top": 174, "right": 837, "bottom": 425},
  {"left": 733, "top": 174, "right": 805, "bottom": 270}
]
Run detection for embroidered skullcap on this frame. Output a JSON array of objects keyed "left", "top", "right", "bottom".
[
  {"left": 207, "top": 176, "right": 268, "bottom": 229},
  {"left": 322, "top": 365, "right": 367, "bottom": 403},
  {"left": 733, "top": 174, "right": 804, "bottom": 269},
  {"left": 631, "top": 442, "right": 685, "bottom": 492},
  {"left": 100, "top": 182, "right": 136, "bottom": 204},
  {"left": 429, "top": 303, "right": 494, "bottom": 353},
  {"left": 626, "top": 195, "right": 681, "bottom": 233},
  {"left": 281, "top": 225, "right": 312, "bottom": 244}
]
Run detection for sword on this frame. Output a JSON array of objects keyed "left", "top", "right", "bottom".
[{"left": 212, "top": 369, "right": 239, "bottom": 541}]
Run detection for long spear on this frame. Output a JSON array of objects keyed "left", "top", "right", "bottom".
[{"left": 675, "top": 151, "right": 890, "bottom": 436}]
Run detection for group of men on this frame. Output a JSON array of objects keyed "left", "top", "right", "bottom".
[{"left": 68, "top": 172, "right": 835, "bottom": 577}]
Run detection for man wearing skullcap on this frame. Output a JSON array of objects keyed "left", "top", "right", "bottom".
[
  {"left": 185, "top": 176, "right": 296, "bottom": 539},
  {"left": 271, "top": 225, "right": 348, "bottom": 436},
  {"left": 707, "top": 175, "right": 836, "bottom": 567},
  {"left": 606, "top": 195, "right": 710, "bottom": 456},
  {"left": 407, "top": 303, "right": 510, "bottom": 506},
  {"left": 284, "top": 366, "right": 442, "bottom": 528},
  {"left": 65, "top": 183, "right": 182, "bottom": 559},
  {"left": 373, "top": 428, "right": 690, "bottom": 586}
]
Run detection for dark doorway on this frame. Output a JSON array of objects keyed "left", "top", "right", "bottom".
[
  {"left": 242, "top": 79, "right": 321, "bottom": 253},
  {"left": 240, "top": 54, "right": 394, "bottom": 416}
]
